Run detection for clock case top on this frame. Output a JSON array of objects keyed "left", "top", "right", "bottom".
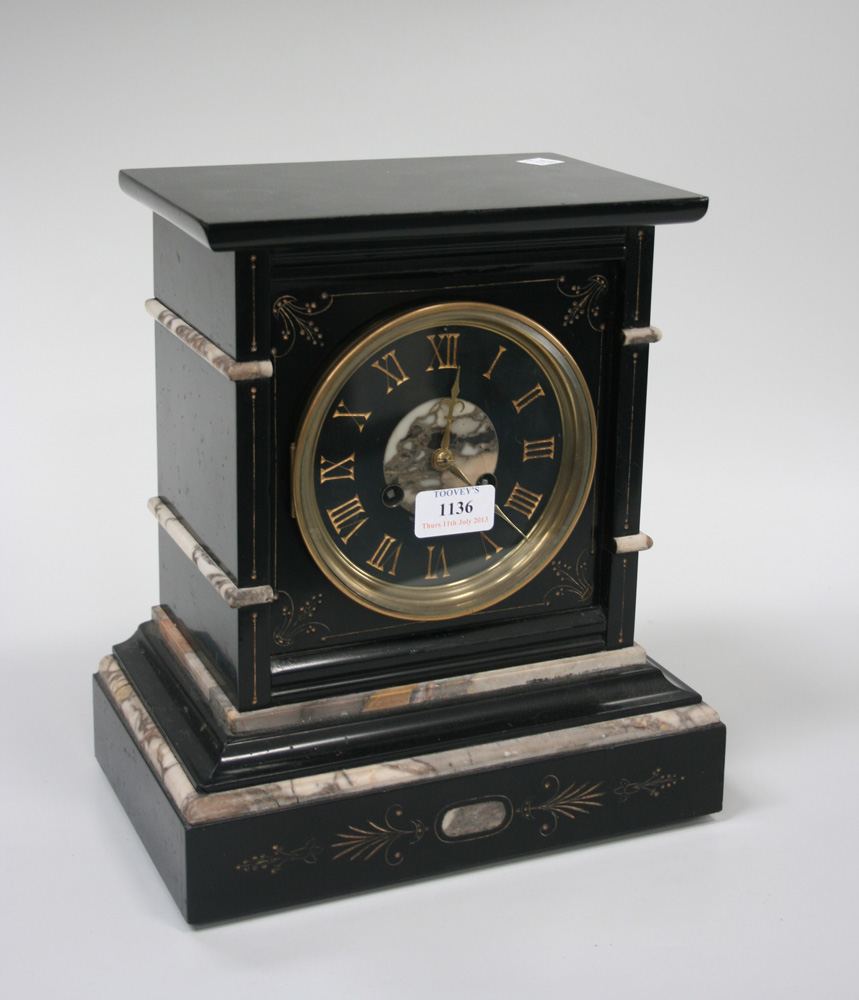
[
  {"left": 119, "top": 153, "right": 707, "bottom": 251},
  {"left": 122, "top": 154, "right": 708, "bottom": 714}
]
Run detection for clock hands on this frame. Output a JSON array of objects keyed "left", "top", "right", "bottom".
[
  {"left": 432, "top": 367, "right": 463, "bottom": 472},
  {"left": 427, "top": 368, "right": 528, "bottom": 542}
]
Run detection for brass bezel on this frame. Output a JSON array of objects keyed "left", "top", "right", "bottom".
[{"left": 291, "top": 302, "right": 596, "bottom": 620}]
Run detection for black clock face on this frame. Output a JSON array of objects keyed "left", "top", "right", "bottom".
[{"left": 292, "top": 302, "right": 596, "bottom": 620}]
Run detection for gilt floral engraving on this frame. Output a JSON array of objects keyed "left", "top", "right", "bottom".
[
  {"left": 557, "top": 274, "right": 608, "bottom": 332},
  {"left": 273, "top": 591, "right": 330, "bottom": 647},
  {"left": 614, "top": 768, "right": 684, "bottom": 803},
  {"left": 234, "top": 764, "right": 685, "bottom": 876},
  {"left": 272, "top": 292, "right": 333, "bottom": 355},
  {"left": 521, "top": 775, "right": 604, "bottom": 836},
  {"left": 331, "top": 806, "right": 427, "bottom": 866},
  {"left": 544, "top": 550, "right": 593, "bottom": 604},
  {"left": 236, "top": 838, "right": 324, "bottom": 873}
]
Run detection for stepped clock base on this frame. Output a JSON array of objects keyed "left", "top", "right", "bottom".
[{"left": 93, "top": 627, "right": 725, "bottom": 924}]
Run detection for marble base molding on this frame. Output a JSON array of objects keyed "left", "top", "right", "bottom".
[
  {"left": 99, "top": 651, "right": 720, "bottom": 826},
  {"left": 94, "top": 644, "right": 725, "bottom": 923},
  {"left": 150, "top": 604, "right": 652, "bottom": 735}
]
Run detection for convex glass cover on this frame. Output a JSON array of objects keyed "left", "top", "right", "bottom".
[{"left": 292, "top": 302, "right": 596, "bottom": 619}]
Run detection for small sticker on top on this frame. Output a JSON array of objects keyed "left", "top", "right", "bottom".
[
  {"left": 414, "top": 485, "right": 495, "bottom": 539},
  {"left": 517, "top": 157, "right": 564, "bottom": 166}
]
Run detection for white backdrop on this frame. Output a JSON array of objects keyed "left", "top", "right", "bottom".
[{"left": 2, "top": 1, "right": 857, "bottom": 996}]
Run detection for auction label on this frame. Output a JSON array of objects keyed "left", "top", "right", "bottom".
[{"left": 414, "top": 484, "right": 495, "bottom": 539}]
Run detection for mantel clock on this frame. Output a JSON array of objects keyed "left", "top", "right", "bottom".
[{"left": 95, "top": 153, "right": 725, "bottom": 923}]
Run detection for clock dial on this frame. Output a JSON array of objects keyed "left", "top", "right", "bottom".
[{"left": 292, "top": 302, "right": 596, "bottom": 620}]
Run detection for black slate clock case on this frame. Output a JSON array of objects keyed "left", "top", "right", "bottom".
[{"left": 96, "top": 154, "right": 725, "bottom": 923}]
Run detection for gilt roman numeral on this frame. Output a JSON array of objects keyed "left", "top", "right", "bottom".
[
  {"left": 522, "top": 437, "right": 556, "bottom": 462},
  {"left": 425, "top": 544, "right": 450, "bottom": 579},
  {"left": 426, "top": 333, "right": 459, "bottom": 370},
  {"left": 512, "top": 383, "right": 546, "bottom": 413},
  {"left": 371, "top": 350, "right": 410, "bottom": 393},
  {"left": 319, "top": 453, "right": 356, "bottom": 483},
  {"left": 326, "top": 495, "right": 368, "bottom": 543},
  {"left": 503, "top": 483, "right": 543, "bottom": 520},
  {"left": 366, "top": 534, "right": 402, "bottom": 576},
  {"left": 332, "top": 399, "right": 372, "bottom": 432},
  {"left": 479, "top": 532, "right": 503, "bottom": 561},
  {"left": 482, "top": 345, "right": 507, "bottom": 380}
]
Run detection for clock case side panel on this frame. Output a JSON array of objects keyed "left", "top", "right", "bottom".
[
  {"left": 602, "top": 227, "right": 655, "bottom": 649},
  {"left": 156, "top": 533, "right": 271, "bottom": 710},
  {"left": 154, "top": 215, "right": 267, "bottom": 360},
  {"left": 152, "top": 220, "right": 273, "bottom": 710}
]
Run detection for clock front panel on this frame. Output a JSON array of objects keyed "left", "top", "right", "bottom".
[{"left": 268, "top": 261, "right": 620, "bottom": 687}]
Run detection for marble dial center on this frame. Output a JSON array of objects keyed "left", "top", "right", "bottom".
[{"left": 382, "top": 396, "right": 499, "bottom": 513}]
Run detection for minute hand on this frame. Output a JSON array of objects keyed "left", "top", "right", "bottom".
[
  {"left": 439, "top": 367, "right": 461, "bottom": 454},
  {"left": 447, "top": 461, "right": 529, "bottom": 541}
]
